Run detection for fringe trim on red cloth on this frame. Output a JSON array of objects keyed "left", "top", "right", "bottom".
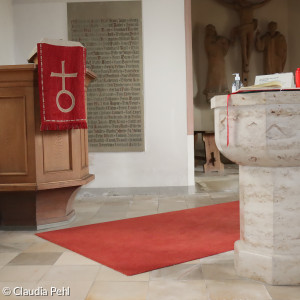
[{"left": 40, "top": 122, "right": 88, "bottom": 131}]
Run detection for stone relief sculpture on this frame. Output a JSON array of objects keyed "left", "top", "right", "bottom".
[
  {"left": 255, "top": 21, "right": 287, "bottom": 74},
  {"left": 215, "top": 0, "right": 272, "bottom": 85},
  {"left": 203, "top": 24, "right": 230, "bottom": 102}
]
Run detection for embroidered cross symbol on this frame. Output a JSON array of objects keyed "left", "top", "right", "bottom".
[{"left": 51, "top": 61, "right": 78, "bottom": 113}]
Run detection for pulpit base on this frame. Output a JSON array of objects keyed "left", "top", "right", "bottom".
[{"left": 0, "top": 186, "right": 80, "bottom": 230}]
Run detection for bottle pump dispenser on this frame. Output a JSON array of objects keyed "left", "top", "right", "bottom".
[{"left": 232, "top": 73, "right": 243, "bottom": 92}]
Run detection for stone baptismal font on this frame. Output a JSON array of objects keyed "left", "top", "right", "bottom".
[{"left": 212, "top": 91, "right": 300, "bottom": 285}]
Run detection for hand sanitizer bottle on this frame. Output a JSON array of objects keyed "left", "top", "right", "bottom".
[{"left": 232, "top": 73, "right": 243, "bottom": 93}]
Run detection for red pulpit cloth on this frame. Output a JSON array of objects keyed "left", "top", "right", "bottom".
[{"left": 37, "top": 43, "right": 87, "bottom": 130}]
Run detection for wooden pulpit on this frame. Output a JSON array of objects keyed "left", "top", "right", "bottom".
[{"left": 0, "top": 64, "right": 96, "bottom": 229}]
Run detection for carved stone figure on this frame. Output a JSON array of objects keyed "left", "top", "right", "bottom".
[
  {"left": 255, "top": 21, "right": 287, "bottom": 74},
  {"left": 203, "top": 24, "right": 230, "bottom": 101},
  {"left": 216, "top": 0, "right": 272, "bottom": 78}
]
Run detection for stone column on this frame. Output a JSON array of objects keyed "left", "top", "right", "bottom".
[{"left": 235, "top": 165, "right": 300, "bottom": 285}]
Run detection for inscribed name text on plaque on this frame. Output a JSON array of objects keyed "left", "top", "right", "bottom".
[{"left": 68, "top": 1, "right": 144, "bottom": 152}]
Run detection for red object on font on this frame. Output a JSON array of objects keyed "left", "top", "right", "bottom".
[{"left": 296, "top": 68, "right": 300, "bottom": 88}]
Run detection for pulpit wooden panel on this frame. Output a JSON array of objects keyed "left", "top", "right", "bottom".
[
  {"left": 0, "top": 64, "right": 96, "bottom": 229},
  {"left": 43, "top": 131, "right": 72, "bottom": 173},
  {"left": 0, "top": 71, "right": 37, "bottom": 186},
  {"left": 80, "top": 129, "right": 88, "bottom": 169},
  {"left": 0, "top": 96, "right": 27, "bottom": 175}
]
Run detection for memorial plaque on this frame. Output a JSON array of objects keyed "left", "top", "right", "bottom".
[{"left": 68, "top": 1, "right": 144, "bottom": 152}]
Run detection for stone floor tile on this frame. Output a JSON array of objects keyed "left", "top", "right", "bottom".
[
  {"left": 0, "top": 245, "right": 23, "bottom": 253},
  {"left": 158, "top": 186, "right": 190, "bottom": 195},
  {"left": 195, "top": 177, "right": 239, "bottom": 193},
  {"left": 210, "top": 191, "right": 239, "bottom": 202},
  {"left": 192, "top": 184, "right": 213, "bottom": 194},
  {"left": 8, "top": 252, "right": 62, "bottom": 266},
  {"left": 0, "top": 232, "right": 39, "bottom": 244},
  {"left": 197, "top": 251, "right": 234, "bottom": 264},
  {"left": 129, "top": 199, "right": 158, "bottom": 211},
  {"left": 126, "top": 210, "right": 158, "bottom": 218},
  {"left": 186, "top": 198, "right": 214, "bottom": 208},
  {"left": 85, "top": 281, "right": 148, "bottom": 300},
  {"left": 206, "top": 279, "right": 272, "bottom": 300},
  {"left": 211, "top": 196, "right": 239, "bottom": 204},
  {"left": 158, "top": 205, "right": 187, "bottom": 213},
  {"left": 127, "top": 187, "right": 160, "bottom": 195},
  {"left": 72, "top": 205, "right": 102, "bottom": 218},
  {"left": 24, "top": 241, "right": 66, "bottom": 253},
  {"left": 40, "top": 265, "right": 99, "bottom": 282},
  {"left": 147, "top": 280, "right": 209, "bottom": 300},
  {"left": 0, "top": 282, "right": 41, "bottom": 300},
  {"left": 96, "top": 206, "right": 129, "bottom": 214},
  {"left": 158, "top": 195, "right": 187, "bottom": 201},
  {"left": 36, "top": 280, "right": 93, "bottom": 300},
  {"left": 183, "top": 258, "right": 204, "bottom": 264},
  {"left": 0, "top": 253, "right": 19, "bottom": 266},
  {"left": 98, "top": 186, "right": 158, "bottom": 196},
  {"left": 54, "top": 252, "right": 101, "bottom": 266},
  {"left": 93, "top": 209, "right": 128, "bottom": 219},
  {"left": 201, "top": 262, "right": 241, "bottom": 281},
  {"left": 129, "top": 187, "right": 160, "bottom": 195},
  {"left": 184, "top": 193, "right": 211, "bottom": 200},
  {"left": 75, "top": 188, "right": 107, "bottom": 200},
  {"left": 158, "top": 197, "right": 188, "bottom": 213},
  {"left": 95, "top": 266, "right": 149, "bottom": 281},
  {"left": 104, "top": 195, "right": 133, "bottom": 203},
  {"left": 84, "top": 188, "right": 128, "bottom": 197},
  {"left": 89, "top": 215, "right": 128, "bottom": 223},
  {"left": 133, "top": 195, "right": 159, "bottom": 201},
  {"left": 209, "top": 191, "right": 239, "bottom": 198},
  {"left": 266, "top": 285, "right": 300, "bottom": 300},
  {"left": 62, "top": 216, "right": 101, "bottom": 228},
  {"left": 0, "top": 265, "right": 51, "bottom": 282},
  {"left": 74, "top": 199, "right": 103, "bottom": 207},
  {"left": 0, "top": 232, "right": 40, "bottom": 252},
  {"left": 150, "top": 264, "right": 204, "bottom": 281}
]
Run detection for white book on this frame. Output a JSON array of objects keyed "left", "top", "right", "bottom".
[{"left": 254, "top": 72, "right": 295, "bottom": 89}]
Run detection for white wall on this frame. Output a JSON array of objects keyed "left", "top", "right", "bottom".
[
  {"left": 13, "top": 0, "right": 68, "bottom": 64},
  {"left": 12, "top": 0, "right": 139, "bottom": 63},
  {"left": 11, "top": 0, "right": 190, "bottom": 188},
  {"left": 89, "top": 0, "right": 189, "bottom": 188},
  {"left": 0, "top": 0, "right": 14, "bottom": 65}
]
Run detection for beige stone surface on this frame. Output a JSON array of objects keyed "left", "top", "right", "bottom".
[
  {"left": 213, "top": 91, "right": 300, "bottom": 285},
  {"left": 86, "top": 282, "right": 148, "bottom": 300},
  {"left": 206, "top": 280, "right": 272, "bottom": 300}
]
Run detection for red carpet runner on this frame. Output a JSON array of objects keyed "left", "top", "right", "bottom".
[{"left": 36, "top": 201, "right": 239, "bottom": 275}]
